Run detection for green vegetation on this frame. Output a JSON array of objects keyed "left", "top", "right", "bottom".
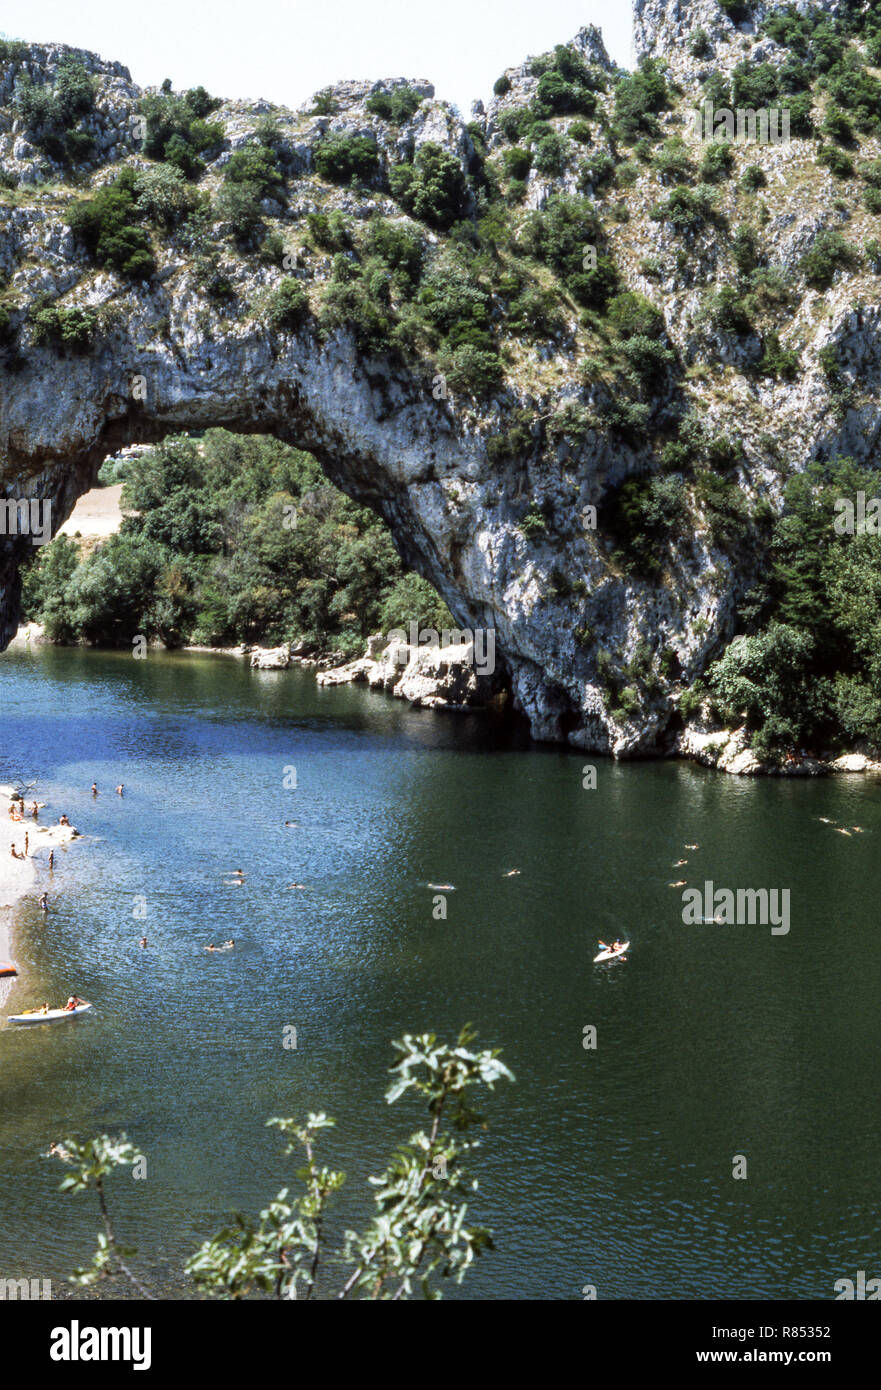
[
  {"left": 140, "top": 82, "right": 224, "bottom": 178},
  {"left": 13, "top": 56, "right": 96, "bottom": 164},
  {"left": 530, "top": 43, "right": 602, "bottom": 118},
  {"left": 654, "top": 136, "right": 695, "bottom": 186},
  {"left": 390, "top": 142, "right": 469, "bottom": 230},
  {"left": 699, "top": 142, "right": 735, "bottom": 184},
  {"left": 22, "top": 430, "right": 452, "bottom": 652},
  {"left": 66, "top": 168, "right": 156, "bottom": 278},
  {"left": 215, "top": 140, "right": 286, "bottom": 248},
  {"left": 518, "top": 194, "right": 618, "bottom": 308},
  {"left": 700, "top": 460, "right": 881, "bottom": 759},
  {"left": 365, "top": 85, "right": 423, "bottom": 124},
  {"left": 602, "top": 474, "right": 689, "bottom": 577},
  {"left": 651, "top": 184, "right": 718, "bottom": 234},
  {"left": 741, "top": 165, "right": 767, "bottom": 191},
  {"left": 800, "top": 227, "right": 856, "bottom": 290},
  {"left": 613, "top": 58, "right": 670, "bottom": 143},
  {"left": 313, "top": 133, "right": 379, "bottom": 186},
  {"left": 28, "top": 300, "right": 98, "bottom": 353},
  {"left": 264, "top": 278, "right": 309, "bottom": 331},
  {"left": 52, "top": 1028, "right": 513, "bottom": 1300}
]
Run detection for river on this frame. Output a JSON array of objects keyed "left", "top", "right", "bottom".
[{"left": 0, "top": 645, "right": 879, "bottom": 1299}]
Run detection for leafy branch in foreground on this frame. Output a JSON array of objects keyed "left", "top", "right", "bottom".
[
  {"left": 53, "top": 1028, "right": 513, "bottom": 1300},
  {"left": 53, "top": 1135, "right": 154, "bottom": 1298}
]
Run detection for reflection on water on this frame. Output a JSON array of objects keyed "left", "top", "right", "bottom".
[{"left": 0, "top": 645, "right": 879, "bottom": 1299}]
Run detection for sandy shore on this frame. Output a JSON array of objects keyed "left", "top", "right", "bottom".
[
  {"left": 57, "top": 483, "right": 125, "bottom": 540},
  {"left": 0, "top": 785, "right": 81, "bottom": 1009}
]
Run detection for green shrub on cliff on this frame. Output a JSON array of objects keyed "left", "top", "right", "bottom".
[
  {"left": 314, "top": 133, "right": 379, "bottom": 185},
  {"left": 29, "top": 300, "right": 99, "bottom": 353},
  {"left": 66, "top": 168, "right": 155, "bottom": 278},
  {"left": 365, "top": 85, "right": 423, "bottom": 124},
  {"left": 14, "top": 57, "right": 96, "bottom": 164},
  {"left": 390, "top": 142, "right": 469, "bottom": 230},
  {"left": 800, "top": 228, "right": 855, "bottom": 289},
  {"left": 613, "top": 58, "right": 670, "bottom": 142},
  {"left": 141, "top": 83, "right": 224, "bottom": 177},
  {"left": 265, "top": 278, "right": 309, "bottom": 331}
]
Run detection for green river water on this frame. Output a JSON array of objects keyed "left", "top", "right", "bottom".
[{"left": 0, "top": 645, "right": 879, "bottom": 1299}]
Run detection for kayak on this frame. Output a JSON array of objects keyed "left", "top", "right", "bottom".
[
  {"left": 0, "top": 962, "right": 18, "bottom": 977},
  {"left": 8, "top": 1003, "right": 92, "bottom": 1024},
  {"left": 593, "top": 941, "right": 630, "bottom": 963}
]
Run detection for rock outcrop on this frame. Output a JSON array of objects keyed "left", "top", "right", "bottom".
[
  {"left": 1, "top": 2, "right": 879, "bottom": 757},
  {"left": 317, "top": 635, "right": 504, "bottom": 710}
]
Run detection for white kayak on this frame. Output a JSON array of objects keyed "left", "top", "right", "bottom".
[
  {"left": 593, "top": 941, "right": 630, "bottom": 963},
  {"left": 8, "top": 1003, "right": 92, "bottom": 1024}
]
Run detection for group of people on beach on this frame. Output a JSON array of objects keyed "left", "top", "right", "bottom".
[
  {"left": 10, "top": 778, "right": 252, "bottom": 1022},
  {"left": 8, "top": 778, "right": 128, "bottom": 1017}
]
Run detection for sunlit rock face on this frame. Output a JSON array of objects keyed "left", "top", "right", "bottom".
[{"left": 1, "top": 3, "right": 879, "bottom": 753}]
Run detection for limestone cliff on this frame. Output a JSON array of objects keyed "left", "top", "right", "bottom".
[{"left": 1, "top": 1, "right": 879, "bottom": 754}]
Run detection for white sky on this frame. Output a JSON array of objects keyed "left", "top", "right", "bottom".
[{"left": 0, "top": 0, "right": 634, "bottom": 115}]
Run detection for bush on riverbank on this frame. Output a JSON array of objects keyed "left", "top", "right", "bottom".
[{"left": 699, "top": 458, "right": 881, "bottom": 759}]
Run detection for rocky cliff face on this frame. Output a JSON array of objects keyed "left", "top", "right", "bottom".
[{"left": 1, "top": 2, "right": 879, "bottom": 754}]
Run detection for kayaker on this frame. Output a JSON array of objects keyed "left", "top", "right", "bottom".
[{"left": 63, "top": 995, "right": 82, "bottom": 1012}]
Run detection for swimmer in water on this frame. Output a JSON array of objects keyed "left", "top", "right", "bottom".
[
  {"left": 503, "top": 869, "right": 521, "bottom": 877},
  {"left": 91, "top": 783, "right": 98, "bottom": 797},
  {"left": 139, "top": 936, "right": 148, "bottom": 948},
  {"left": 39, "top": 892, "right": 48, "bottom": 912},
  {"left": 116, "top": 784, "right": 124, "bottom": 796}
]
